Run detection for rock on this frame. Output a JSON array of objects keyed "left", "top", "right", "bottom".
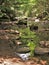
[
  {"left": 0, "top": 30, "right": 19, "bottom": 34},
  {"left": 40, "top": 41, "right": 49, "bottom": 48},
  {"left": 16, "top": 47, "right": 30, "bottom": 53},
  {"left": 0, "top": 35, "right": 19, "bottom": 40},
  {"left": 35, "top": 47, "right": 49, "bottom": 54},
  {"left": 14, "top": 40, "right": 22, "bottom": 45},
  {"left": 45, "top": 41, "right": 49, "bottom": 47},
  {"left": 35, "top": 19, "right": 40, "bottom": 22},
  {"left": 39, "top": 41, "right": 46, "bottom": 47}
]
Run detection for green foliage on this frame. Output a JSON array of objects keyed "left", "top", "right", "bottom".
[
  {"left": 20, "top": 27, "right": 36, "bottom": 38},
  {"left": 27, "top": 42, "right": 36, "bottom": 56},
  {"left": 20, "top": 27, "right": 39, "bottom": 56},
  {"left": 15, "top": 0, "right": 49, "bottom": 18},
  {"left": 0, "top": 0, "right": 16, "bottom": 21},
  {"left": 0, "top": 0, "right": 49, "bottom": 20}
]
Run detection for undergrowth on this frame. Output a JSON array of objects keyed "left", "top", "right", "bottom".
[{"left": 19, "top": 27, "right": 40, "bottom": 56}]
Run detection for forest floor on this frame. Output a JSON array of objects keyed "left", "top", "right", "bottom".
[
  {"left": 0, "top": 39, "right": 49, "bottom": 65},
  {"left": 0, "top": 40, "right": 48, "bottom": 65},
  {"left": 0, "top": 57, "right": 48, "bottom": 65}
]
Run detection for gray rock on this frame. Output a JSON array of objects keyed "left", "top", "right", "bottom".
[
  {"left": 35, "top": 47, "right": 49, "bottom": 54},
  {"left": 16, "top": 47, "right": 30, "bottom": 53}
]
